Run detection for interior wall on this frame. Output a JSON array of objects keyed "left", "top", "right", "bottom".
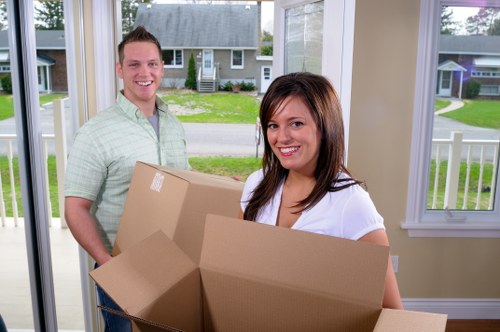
[{"left": 348, "top": 0, "right": 500, "bottom": 298}]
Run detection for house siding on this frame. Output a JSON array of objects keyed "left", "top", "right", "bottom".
[{"left": 40, "top": 50, "right": 67, "bottom": 92}]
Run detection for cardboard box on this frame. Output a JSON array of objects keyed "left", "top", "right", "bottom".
[
  {"left": 92, "top": 163, "right": 447, "bottom": 332},
  {"left": 112, "top": 162, "right": 245, "bottom": 263}
]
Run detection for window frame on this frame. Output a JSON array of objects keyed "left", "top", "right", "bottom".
[
  {"left": 162, "top": 49, "right": 183, "bottom": 68},
  {"left": 402, "top": 0, "right": 500, "bottom": 238},
  {"left": 231, "top": 49, "right": 244, "bottom": 69}
]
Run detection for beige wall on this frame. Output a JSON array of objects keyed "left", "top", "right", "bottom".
[{"left": 348, "top": 0, "right": 500, "bottom": 298}]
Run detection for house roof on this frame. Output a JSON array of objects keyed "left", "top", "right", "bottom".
[
  {"left": 440, "top": 35, "right": 500, "bottom": 55},
  {"left": 0, "top": 30, "right": 65, "bottom": 50},
  {"left": 437, "top": 60, "right": 467, "bottom": 72},
  {"left": 133, "top": 3, "right": 258, "bottom": 49}
]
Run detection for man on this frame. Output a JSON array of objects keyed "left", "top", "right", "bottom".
[{"left": 64, "top": 26, "right": 190, "bottom": 331}]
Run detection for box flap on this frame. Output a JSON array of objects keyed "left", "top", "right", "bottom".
[
  {"left": 91, "top": 231, "right": 202, "bottom": 331},
  {"left": 113, "top": 162, "right": 244, "bottom": 260},
  {"left": 200, "top": 214, "right": 390, "bottom": 331},
  {"left": 374, "top": 309, "right": 448, "bottom": 332}
]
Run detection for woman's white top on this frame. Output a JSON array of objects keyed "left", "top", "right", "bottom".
[{"left": 241, "top": 169, "right": 385, "bottom": 240}]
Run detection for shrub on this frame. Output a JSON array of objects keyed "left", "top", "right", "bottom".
[
  {"left": 220, "top": 81, "right": 233, "bottom": 91},
  {"left": 465, "top": 79, "right": 481, "bottom": 99},
  {"left": 240, "top": 81, "right": 256, "bottom": 91},
  {"left": 1, "top": 74, "right": 12, "bottom": 94},
  {"left": 185, "top": 51, "right": 197, "bottom": 90}
]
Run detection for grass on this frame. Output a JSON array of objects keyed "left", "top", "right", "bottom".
[
  {"left": 439, "top": 99, "right": 500, "bottom": 129},
  {"left": 161, "top": 90, "right": 260, "bottom": 124},
  {"left": 0, "top": 93, "right": 67, "bottom": 121},
  {"left": 428, "top": 160, "right": 494, "bottom": 210},
  {"left": 0, "top": 156, "right": 261, "bottom": 217},
  {"left": 435, "top": 98, "right": 451, "bottom": 111}
]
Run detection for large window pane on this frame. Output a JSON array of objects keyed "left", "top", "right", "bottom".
[
  {"left": 429, "top": 4, "right": 500, "bottom": 212},
  {"left": 284, "top": 1, "right": 323, "bottom": 74}
]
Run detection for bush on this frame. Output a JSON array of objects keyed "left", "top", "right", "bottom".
[
  {"left": 219, "top": 81, "right": 255, "bottom": 92},
  {"left": 465, "top": 79, "right": 481, "bottom": 99},
  {"left": 185, "top": 51, "right": 197, "bottom": 90},
  {"left": 1, "top": 74, "right": 12, "bottom": 94},
  {"left": 240, "top": 81, "right": 256, "bottom": 91},
  {"left": 220, "top": 81, "right": 233, "bottom": 91}
]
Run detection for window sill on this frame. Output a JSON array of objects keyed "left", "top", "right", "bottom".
[{"left": 401, "top": 222, "right": 500, "bottom": 238}]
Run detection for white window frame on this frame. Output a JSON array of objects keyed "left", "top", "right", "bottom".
[
  {"left": 479, "top": 85, "right": 500, "bottom": 96},
  {"left": 231, "top": 49, "right": 244, "bottom": 69},
  {"left": 163, "top": 49, "right": 183, "bottom": 68},
  {"left": 402, "top": 0, "right": 500, "bottom": 238},
  {"left": 273, "top": 0, "right": 355, "bottom": 154}
]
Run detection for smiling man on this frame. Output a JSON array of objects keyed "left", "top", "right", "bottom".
[{"left": 64, "top": 26, "right": 190, "bottom": 332}]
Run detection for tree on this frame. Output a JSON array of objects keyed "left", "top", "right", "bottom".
[
  {"left": 488, "top": 18, "right": 500, "bottom": 35},
  {"left": 185, "top": 51, "right": 197, "bottom": 90},
  {"left": 465, "top": 7, "right": 500, "bottom": 35},
  {"left": 35, "top": 1, "right": 64, "bottom": 30},
  {"left": 121, "top": 0, "right": 153, "bottom": 35},
  {"left": 260, "top": 30, "right": 273, "bottom": 56},
  {"left": 0, "top": 1, "right": 7, "bottom": 31},
  {"left": 441, "top": 6, "right": 458, "bottom": 35}
]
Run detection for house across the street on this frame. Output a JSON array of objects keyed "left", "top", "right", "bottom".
[
  {"left": 133, "top": 3, "right": 273, "bottom": 93},
  {"left": 0, "top": 29, "right": 67, "bottom": 93},
  {"left": 438, "top": 34, "right": 500, "bottom": 100}
]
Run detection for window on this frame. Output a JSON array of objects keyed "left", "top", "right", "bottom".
[
  {"left": 479, "top": 85, "right": 500, "bottom": 95},
  {"left": 162, "top": 49, "right": 183, "bottom": 68},
  {"left": 231, "top": 50, "right": 244, "bottom": 69},
  {"left": 403, "top": 0, "right": 500, "bottom": 238}
]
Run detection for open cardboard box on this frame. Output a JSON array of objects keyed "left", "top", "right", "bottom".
[{"left": 91, "top": 162, "right": 447, "bottom": 331}]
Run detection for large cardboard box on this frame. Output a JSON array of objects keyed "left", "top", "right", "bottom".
[{"left": 91, "top": 163, "right": 447, "bottom": 331}]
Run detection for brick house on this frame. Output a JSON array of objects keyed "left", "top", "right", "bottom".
[
  {"left": 0, "top": 29, "right": 67, "bottom": 93},
  {"left": 438, "top": 35, "right": 500, "bottom": 99}
]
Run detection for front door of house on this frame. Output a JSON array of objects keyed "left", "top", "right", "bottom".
[
  {"left": 260, "top": 66, "right": 272, "bottom": 93},
  {"left": 202, "top": 49, "right": 214, "bottom": 78},
  {"left": 439, "top": 70, "right": 452, "bottom": 96}
]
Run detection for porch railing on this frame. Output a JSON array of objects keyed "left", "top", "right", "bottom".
[
  {"left": 0, "top": 98, "right": 68, "bottom": 228},
  {"left": 430, "top": 131, "right": 499, "bottom": 210}
]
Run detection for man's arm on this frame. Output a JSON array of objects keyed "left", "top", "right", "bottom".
[{"left": 65, "top": 196, "right": 112, "bottom": 266}]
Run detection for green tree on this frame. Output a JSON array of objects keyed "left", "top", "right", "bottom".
[
  {"left": 465, "top": 7, "right": 500, "bottom": 35},
  {"left": 441, "top": 6, "right": 458, "bottom": 35},
  {"left": 0, "top": 1, "right": 7, "bottom": 31},
  {"left": 121, "top": 0, "right": 153, "bottom": 35},
  {"left": 260, "top": 30, "right": 273, "bottom": 56},
  {"left": 185, "top": 51, "right": 197, "bottom": 90},
  {"left": 488, "top": 18, "right": 500, "bottom": 35},
  {"left": 35, "top": 1, "right": 64, "bottom": 30}
]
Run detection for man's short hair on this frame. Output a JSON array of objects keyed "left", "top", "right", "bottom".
[{"left": 118, "top": 26, "right": 162, "bottom": 64}]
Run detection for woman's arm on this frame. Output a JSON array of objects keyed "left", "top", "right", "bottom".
[{"left": 358, "top": 229, "right": 403, "bottom": 309}]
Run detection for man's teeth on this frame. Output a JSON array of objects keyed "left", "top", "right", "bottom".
[
  {"left": 281, "top": 147, "right": 298, "bottom": 153},
  {"left": 138, "top": 81, "right": 152, "bottom": 86}
]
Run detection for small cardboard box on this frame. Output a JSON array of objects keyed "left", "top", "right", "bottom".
[{"left": 92, "top": 163, "right": 447, "bottom": 331}]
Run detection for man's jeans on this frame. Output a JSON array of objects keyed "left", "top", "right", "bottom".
[{"left": 95, "top": 265, "right": 131, "bottom": 332}]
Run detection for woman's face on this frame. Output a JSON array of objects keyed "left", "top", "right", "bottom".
[{"left": 266, "top": 96, "right": 322, "bottom": 177}]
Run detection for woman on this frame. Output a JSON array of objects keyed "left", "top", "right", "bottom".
[{"left": 241, "top": 72, "right": 403, "bottom": 309}]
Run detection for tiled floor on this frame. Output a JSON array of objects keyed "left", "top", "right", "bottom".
[{"left": 0, "top": 218, "right": 85, "bottom": 331}]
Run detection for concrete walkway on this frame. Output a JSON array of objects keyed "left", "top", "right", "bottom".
[{"left": 434, "top": 98, "right": 464, "bottom": 115}]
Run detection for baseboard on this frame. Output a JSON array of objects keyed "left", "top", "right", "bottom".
[{"left": 403, "top": 298, "right": 500, "bottom": 319}]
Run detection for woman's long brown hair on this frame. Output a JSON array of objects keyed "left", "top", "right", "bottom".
[{"left": 243, "top": 72, "right": 362, "bottom": 221}]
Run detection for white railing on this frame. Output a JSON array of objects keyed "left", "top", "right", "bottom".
[
  {"left": 431, "top": 131, "right": 499, "bottom": 210},
  {"left": 0, "top": 98, "right": 68, "bottom": 228}
]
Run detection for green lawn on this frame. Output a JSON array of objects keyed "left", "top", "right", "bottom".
[
  {"left": 435, "top": 98, "right": 451, "bottom": 111},
  {"left": 428, "top": 160, "right": 494, "bottom": 210},
  {"left": 440, "top": 99, "right": 500, "bottom": 129},
  {"left": 161, "top": 90, "right": 260, "bottom": 124},
  {"left": 0, "top": 93, "right": 67, "bottom": 121}
]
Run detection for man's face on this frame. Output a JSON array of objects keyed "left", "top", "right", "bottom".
[{"left": 116, "top": 41, "right": 164, "bottom": 106}]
